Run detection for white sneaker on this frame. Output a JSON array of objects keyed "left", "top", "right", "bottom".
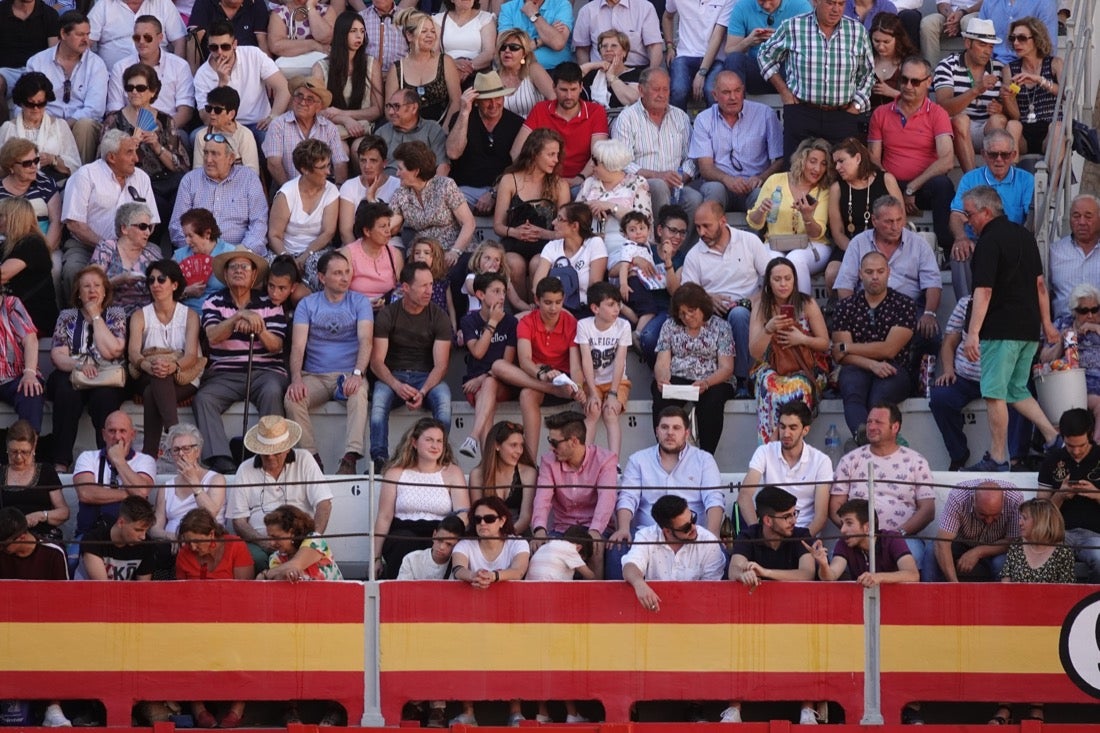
[
  {"left": 450, "top": 712, "right": 478, "bottom": 726},
  {"left": 565, "top": 714, "right": 590, "bottom": 723},
  {"left": 43, "top": 705, "right": 72, "bottom": 727},
  {"left": 458, "top": 436, "right": 481, "bottom": 461},
  {"left": 507, "top": 712, "right": 526, "bottom": 726},
  {"left": 535, "top": 714, "right": 552, "bottom": 723},
  {"left": 799, "top": 707, "right": 819, "bottom": 725},
  {"left": 719, "top": 707, "right": 741, "bottom": 723}
]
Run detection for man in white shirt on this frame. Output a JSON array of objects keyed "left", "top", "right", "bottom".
[
  {"left": 107, "top": 15, "right": 195, "bottom": 130},
  {"left": 227, "top": 416, "right": 334, "bottom": 571},
  {"left": 738, "top": 400, "right": 832, "bottom": 536},
  {"left": 59, "top": 129, "right": 157, "bottom": 300},
  {"left": 661, "top": 0, "right": 730, "bottom": 109},
  {"left": 193, "top": 19, "right": 290, "bottom": 145},
  {"left": 681, "top": 199, "right": 776, "bottom": 396},
  {"left": 71, "top": 411, "right": 156, "bottom": 537},
  {"left": 622, "top": 494, "right": 726, "bottom": 611},
  {"left": 607, "top": 405, "right": 725, "bottom": 580},
  {"left": 88, "top": 0, "right": 186, "bottom": 71}
]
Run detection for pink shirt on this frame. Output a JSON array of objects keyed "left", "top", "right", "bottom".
[
  {"left": 533, "top": 444, "right": 619, "bottom": 534},
  {"left": 867, "top": 98, "right": 953, "bottom": 183}
]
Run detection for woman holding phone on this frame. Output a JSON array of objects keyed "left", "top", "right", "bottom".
[{"left": 748, "top": 257, "right": 830, "bottom": 443}]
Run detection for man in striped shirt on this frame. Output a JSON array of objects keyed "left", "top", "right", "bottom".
[
  {"left": 193, "top": 247, "right": 289, "bottom": 474},
  {"left": 757, "top": 0, "right": 873, "bottom": 159},
  {"left": 933, "top": 479, "right": 1022, "bottom": 581}
]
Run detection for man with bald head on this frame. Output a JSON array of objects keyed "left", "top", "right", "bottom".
[
  {"left": 933, "top": 479, "right": 1022, "bottom": 581},
  {"left": 71, "top": 411, "right": 156, "bottom": 537}
]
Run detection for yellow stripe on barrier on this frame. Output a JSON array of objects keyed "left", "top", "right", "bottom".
[
  {"left": 881, "top": 626, "right": 1063, "bottom": 674},
  {"left": 380, "top": 623, "right": 866, "bottom": 673},
  {"left": 0, "top": 623, "right": 365, "bottom": 672}
]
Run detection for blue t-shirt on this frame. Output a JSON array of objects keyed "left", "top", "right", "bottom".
[
  {"left": 295, "top": 291, "right": 374, "bottom": 373},
  {"left": 460, "top": 310, "right": 518, "bottom": 381},
  {"left": 950, "top": 165, "right": 1034, "bottom": 239},
  {"left": 727, "top": 0, "right": 812, "bottom": 58},
  {"left": 498, "top": 0, "right": 575, "bottom": 70}
]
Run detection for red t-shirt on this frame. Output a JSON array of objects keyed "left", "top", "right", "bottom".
[
  {"left": 867, "top": 98, "right": 953, "bottom": 183},
  {"left": 175, "top": 535, "right": 254, "bottom": 579},
  {"left": 517, "top": 309, "right": 577, "bottom": 372},
  {"left": 522, "top": 101, "right": 609, "bottom": 179}
]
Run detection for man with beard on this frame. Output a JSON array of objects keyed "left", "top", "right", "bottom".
[
  {"left": 806, "top": 498, "right": 919, "bottom": 585},
  {"left": 738, "top": 400, "right": 832, "bottom": 537},
  {"left": 606, "top": 406, "right": 725, "bottom": 580},
  {"left": 726, "top": 484, "right": 816, "bottom": 724},
  {"left": 621, "top": 494, "right": 725, "bottom": 611},
  {"left": 831, "top": 250, "right": 916, "bottom": 440}
]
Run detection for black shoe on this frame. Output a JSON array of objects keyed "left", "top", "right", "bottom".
[
  {"left": 948, "top": 452, "right": 970, "bottom": 471},
  {"left": 208, "top": 455, "right": 237, "bottom": 474},
  {"left": 371, "top": 457, "right": 386, "bottom": 475}
]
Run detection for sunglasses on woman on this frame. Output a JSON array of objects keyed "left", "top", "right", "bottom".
[
  {"left": 124, "top": 84, "right": 151, "bottom": 93},
  {"left": 472, "top": 513, "right": 500, "bottom": 524},
  {"left": 1075, "top": 306, "right": 1100, "bottom": 315},
  {"left": 129, "top": 222, "right": 154, "bottom": 231},
  {"left": 501, "top": 43, "right": 523, "bottom": 52},
  {"left": 146, "top": 274, "right": 169, "bottom": 284},
  {"left": 15, "top": 157, "right": 40, "bottom": 168}
]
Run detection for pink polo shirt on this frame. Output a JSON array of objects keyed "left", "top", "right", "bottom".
[
  {"left": 533, "top": 444, "right": 619, "bottom": 534},
  {"left": 868, "top": 98, "right": 953, "bottom": 183}
]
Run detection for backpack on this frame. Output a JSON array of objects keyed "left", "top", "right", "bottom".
[{"left": 547, "top": 256, "right": 581, "bottom": 311}]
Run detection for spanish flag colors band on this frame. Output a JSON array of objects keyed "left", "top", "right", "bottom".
[{"left": 1, "top": 581, "right": 1097, "bottom": 725}]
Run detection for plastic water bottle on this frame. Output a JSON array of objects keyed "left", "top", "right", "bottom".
[
  {"left": 824, "top": 424, "right": 842, "bottom": 466},
  {"left": 671, "top": 164, "right": 686, "bottom": 204},
  {"left": 766, "top": 186, "right": 782, "bottom": 224}
]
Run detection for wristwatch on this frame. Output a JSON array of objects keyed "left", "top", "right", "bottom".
[
  {"left": 352, "top": 368, "right": 363, "bottom": 377},
  {"left": 838, "top": 342, "right": 847, "bottom": 355},
  {"left": 904, "top": 187, "right": 915, "bottom": 196},
  {"left": 697, "top": 66, "right": 709, "bottom": 76},
  {"left": 527, "top": 11, "right": 541, "bottom": 22}
]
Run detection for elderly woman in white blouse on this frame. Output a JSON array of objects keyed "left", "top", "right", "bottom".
[
  {"left": 0, "top": 72, "right": 81, "bottom": 183},
  {"left": 575, "top": 138, "right": 651, "bottom": 265}
]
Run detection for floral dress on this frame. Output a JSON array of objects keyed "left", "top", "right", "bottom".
[
  {"left": 1000, "top": 542, "right": 1075, "bottom": 583},
  {"left": 269, "top": 533, "right": 344, "bottom": 581},
  {"left": 575, "top": 173, "right": 651, "bottom": 264},
  {"left": 751, "top": 310, "right": 829, "bottom": 444},
  {"left": 389, "top": 176, "right": 466, "bottom": 251},
  {"left": 1054, "top": 312, "right": 1100, "bottom": 394},
  {"left": 90, "top": 241, "right": 161, "bottom": 318}
]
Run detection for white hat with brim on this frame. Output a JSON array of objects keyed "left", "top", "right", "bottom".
[
  {"left": 211, "top": 245, "right": 268, "bottom": 283},
  {"left": 962, "top": 18, "right": 1003, "bottom": 44},
  {"left": 243, "top": 415, "right": 303, "bottom": 456}
]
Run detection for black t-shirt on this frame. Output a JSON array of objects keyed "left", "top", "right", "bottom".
[
  {"left": 0, "top": 540, "right": 67, "bottom": 580},
  {"left": 0, "top": 0, "right": 59, "bottom": 69},
  {"left": 732, "top": 523, "right": 811, "bottom": 571},
  {"left": 1038, "top": 445, "right": 1100, "bottom": 532},
  {"left": 188, "top": 0, "right": 269, "bottom": 46},
  {"left": 459, "top": 310, "right": 517, "bottom": 381},
  {"left": 0, "top": 464, "right": 62, "bottom": 515},
  {"left": 2, "top": 234, "right": 58, "bottom": 335},
  {"left": 375, "top": 300, "right": 452, "bottom": 373},
  {"left": 447, "top": 108, "right": 524, "bottom": 188},
  {"left": 77, "top": 522, "right": 155, "bottom": 580},
  {"left": 971, "top": 216, "right": 1043, "bottom": 341}
]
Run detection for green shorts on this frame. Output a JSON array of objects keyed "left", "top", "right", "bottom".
[{"left": 979, "top": 339, "right": 1038, "bottom": 403}]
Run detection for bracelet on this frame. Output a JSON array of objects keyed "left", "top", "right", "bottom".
[
  {"left": 484, "top": 323, "right": 496, "bottom": 333},
  {"left": 23, "top": 368, "right": 36, "bottom": 374},
  {"left": 923, "top": 310, "right": 936, "bottom": 317},
  {"left": 493, "top": 570, "right": 500, "bottom": 582}
]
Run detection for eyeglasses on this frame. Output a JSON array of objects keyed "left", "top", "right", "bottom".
[
  {"left": 767, "top": 509, "right": 800, "bottom": 522},
  {"left": 205, "top": 105, "right": 228, "bottom": 114},
  {"left": 22, "top": 100, "right": 48, "bottom": 109},
  {"left": 663, "top": 225, "right": 687, "bottom": 236},
  {"left": 547, "top": 436, "right": 571, "bottom": 448},
  {"left": 961, "top": 208, "right": 978, "bottom": 220},
  {"left": 293, "top": 92, "right": 321, "bottom": 104},
  {"left": 15, "top": 157, "right": 40, "bottom": 168},
  {"left": 146, "top": 274, "right": 169, "bottom": 284},
  {"left": 129, "top": 222, "right": 153, "bottom": 231},
  {"left": 226, "top": 262, "right": 254, "bottom": 272},
  {"left": 985, "top": 150, "right": 1013, "bottom": 159},
  {"left": 669, "top": 511, "right": 697, "bottom": 534},
  {"left": 766, "top": 14, "right": 774, "bottom": 26},
  {"left": 472, "top": 513, "right": 500, "bottom": 524},
  {"left": 1008, "top": 33, "right": 1033, "bottom": 43},
  {"left": 204, "top": 132, "right": 229, "bottom": 144},
  {"left": 132, "top": 33, "right": 156, "bottom": 43},
  {"left": 1075, "top": 306, "right": 1100, "bottom": 315},
  {"left": 124, "top": 84, "right": 150, "bottom": 93},
  {"left": 62, "top": 79, "right": 71, "bottom": 104},
  {"left": 6, "top": 448, "right": 33, "bottom": 456},
  {"left": 501, "top": 42, "right": 523, "bottom": 52},
  {"left": 384, "top": 101, "right": 409, "bottom": 111},
  {"left": 170, "top": 444, "right": 200, "bottom": 455},
  {"left": 208, "top": 41, "right": 233, "bottom": 52},
  {"left": 127, "top": 185, "right": 147, "bottom": 203},
  {"left": 728, "top": 150, "right": 744, "bottom": 172},
  {"left": 899, "top": 75, "right": 929, "bottom": 87}
]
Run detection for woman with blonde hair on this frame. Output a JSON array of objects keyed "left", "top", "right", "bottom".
[
  {"left": 385, "top": 9, "right": 461, "bottom": 124},
  {"left": 493, "top": 29, "right": 553, "bottom": 119},
  {"left": 0, "top": 195, "right": 57, "bottom": 333},
  {"left": 747, "top": 137, "right": 833, "bottom": 296},
  {"left": 372, "top": 418, "right": 469, "bottom": 578}
]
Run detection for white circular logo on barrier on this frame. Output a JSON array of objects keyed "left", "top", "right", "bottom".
[{"left": 1060, "top": 590, "right": 1100, "bottom": 699}]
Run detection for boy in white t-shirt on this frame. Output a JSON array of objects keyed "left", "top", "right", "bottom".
[
  {"left": 396, "top": 515, "right": 464, "bottom": 580},
  {"left": 574, "top": 282, "right": 632, "bottom": 460},
  {"left": 615, "top": 211, "right": 662, "bottom": 339},
  {"left": 525, "top": 525, "right": 595, "bottom": 581}
]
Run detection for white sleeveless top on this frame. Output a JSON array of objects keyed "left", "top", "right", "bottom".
[
  {"left": 278, "top": 178, "right": 341, "bottom": 255},
  {"left": 141, "top": 302, "right": 189, "bottom": 352},
  {"left": 163, "top": 470, "right": 225, "bottom": 534},
  {"left": 393, "top": 468, "right": 453, "bottom": 521},
  {"left": 504, "top": 75, "right": 543, "bottom": 120}
]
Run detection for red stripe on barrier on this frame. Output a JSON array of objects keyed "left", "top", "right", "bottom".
[
  {"left": 0, "top": 581, "right": 365, "bottom": 623},
  {"left": 380, "top": 581, "right": 865, "bottom": 624},
  {"left": 877, "top": 584, "right": 1098, "bottom": 625}
]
